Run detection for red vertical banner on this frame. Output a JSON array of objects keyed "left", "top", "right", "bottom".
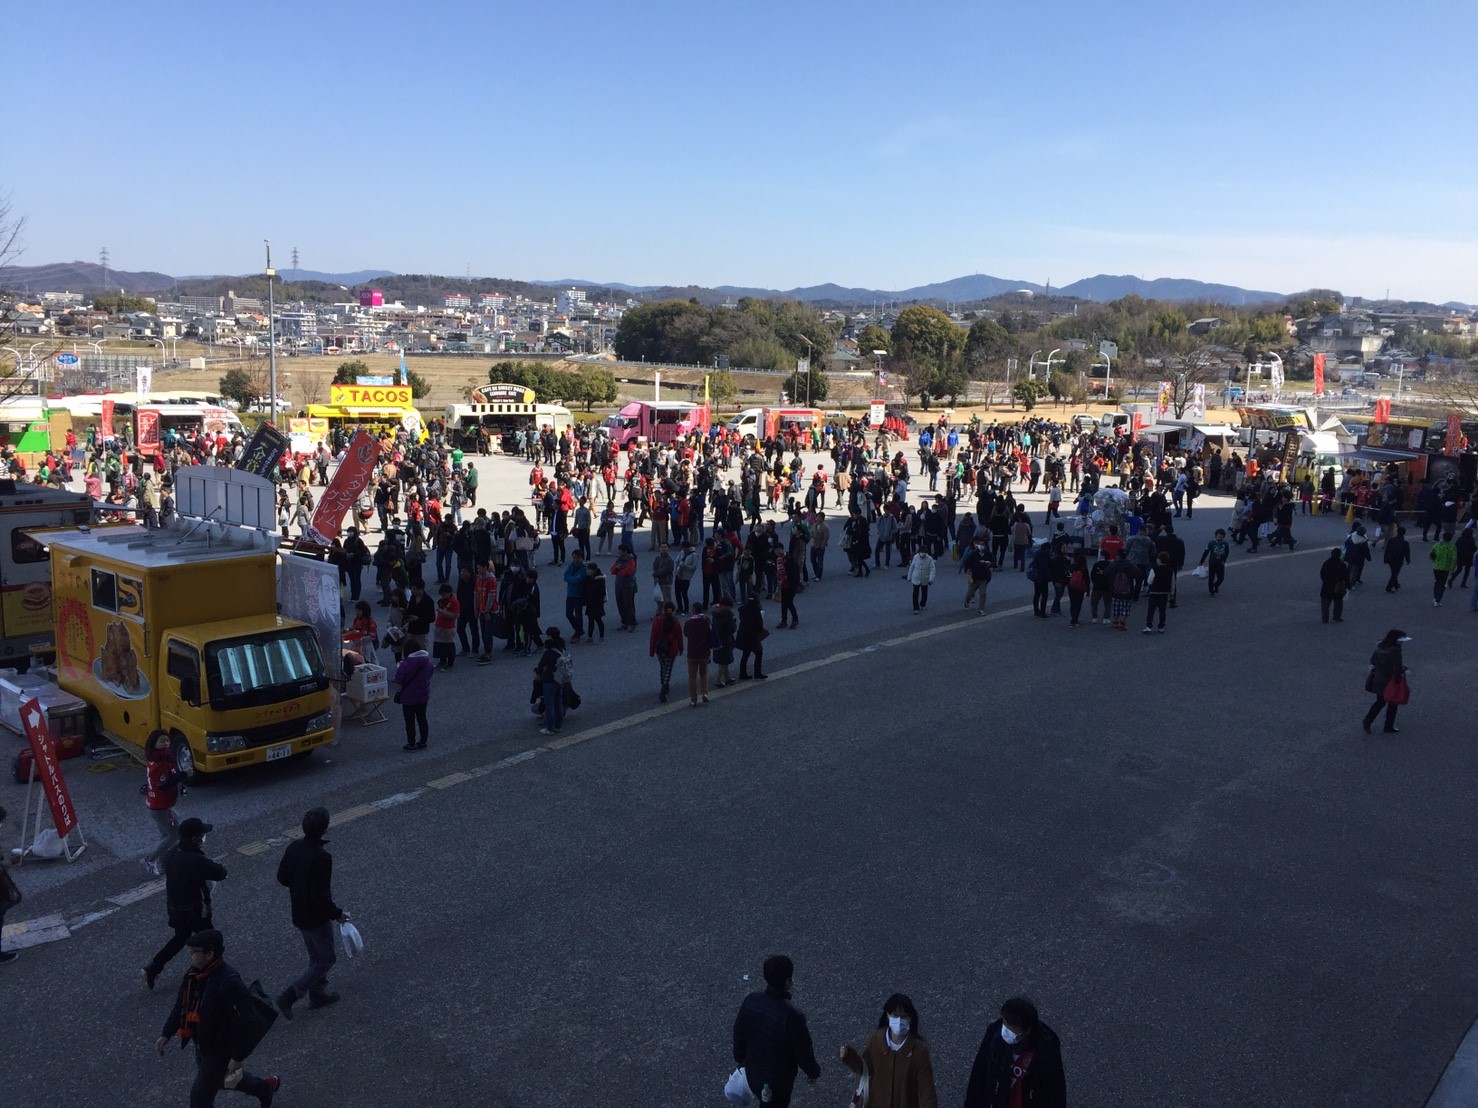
[
  {"left": 137, "top": 408, "right": 161, "bottom": 454},
  {"left": 1373, "top": 398, "right": 1391, "bottom": 423},
  {"left": 20, "top": 696, "right": 77, "bottom": 837},
  {"left": 100, "top": 399, "right": 115, "bottom": 441},
  {"left": 305, "top": 430, "right": 381, "bottom": 545},
  {"left": 1313, "top": 353, "right": 1325, "bottom": 397},
  {"left": 1448, "top": 412, "right": 1464, "bottom": 456}
]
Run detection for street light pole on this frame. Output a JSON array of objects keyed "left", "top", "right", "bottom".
[
  {"left": 265, "top": 240, "right": 278, "bottom": 425},
  {"left": 796, "top": 334, "right": 813, "bottom": 407}
]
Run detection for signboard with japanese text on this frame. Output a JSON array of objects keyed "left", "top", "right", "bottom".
[
  {"left": 21, "top": 696, "right": 78, "bottom": 837},
  {"left": 305, "top": 430, "right": 381, "bottom": 546},
  {"left": 236, "top": 421, "right": 289, "bottom": 478}
]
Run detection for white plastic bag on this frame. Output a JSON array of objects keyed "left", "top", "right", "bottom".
[
  {"left": 724, "top": 1066, "right": 753, "bottom": 1105},
  {"left": 340, "top": 920, "right": 365, "bottom": 958},
  {"left": 1192, "top": 565, "right": 1209, "bottom": 579},
  {"left": 29, "top": 828, "right": 65, "bottom": 859}
]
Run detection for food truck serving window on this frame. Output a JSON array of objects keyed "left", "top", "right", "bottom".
[{"left": 206, "top": 627, "right": 326, "bottom": 710}]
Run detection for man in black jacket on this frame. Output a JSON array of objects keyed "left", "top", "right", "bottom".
[
  {"left": 1319, "top": 548, "right": 1351, "bottom": 623},
  {"left": 144, "top": 817, "right": 226, "bottom": 991},
  {"left": 274, "top": 808, "right": 349, "bottom": 1020},
  {"left": 156, "top": 929, "right": 280, "bottom": 1107},
  {"left": 732, "top": 954, "right": 820, "bottom": 1107},
  {"left": 963, "top": 996, "right": 1067, "bottom": 1108}
]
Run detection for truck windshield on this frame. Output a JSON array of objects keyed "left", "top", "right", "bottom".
[{"left": 206, "top": 627, "right": 326, "bottom": 711}]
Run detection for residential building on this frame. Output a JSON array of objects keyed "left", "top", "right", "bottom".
[{"left": 444, "top": 293, "right": 472, "bottom": 310}]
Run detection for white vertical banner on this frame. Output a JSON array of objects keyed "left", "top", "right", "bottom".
[
  {"left": 1190, "top": 383, "right": 1206, "bottom": 419},
  {"left": 135, "top": 364, "right": 152, "bottom": 399},
  {"left": 1270, "top": 362, "right": 1284, "bottom": 395}
]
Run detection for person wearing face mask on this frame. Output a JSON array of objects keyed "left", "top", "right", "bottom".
[
  {"left": 732, "top": 954, "right": 821, "bottom": 1107},
  {"left": 962, "top": 996, "right": 1066, "bottom": 1108},
  {"left": 838, "top": 993, "right": 938, "bottom": 1108}
]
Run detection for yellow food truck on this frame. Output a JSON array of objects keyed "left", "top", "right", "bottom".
[
  {"left": 35, "top": 472, "right": 335, "bottom": 774},
  {"left": 0, "top": 480, "right": 95, "bottom": 670}
]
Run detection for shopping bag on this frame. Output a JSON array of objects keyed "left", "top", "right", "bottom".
[
  {"left": 725, "top": 1066, "right": 753, "bottom": 1105},
  {"left": 1383, "top": 674, "right": 1410, "bottom": 705},
  {"left": 1192, "top": 565, "right": 1209, "bottom": 579},
  {"left": 340, "top": 920, "right": 365, "bottom": 958}
]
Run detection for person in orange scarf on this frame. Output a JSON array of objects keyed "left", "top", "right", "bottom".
[{"left": 156, "top": 929, "right": 282, "bottom": 1107}]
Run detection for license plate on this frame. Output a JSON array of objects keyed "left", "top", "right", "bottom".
[{"left": 265, "top": 743, "right": 292, "bottom": 762}]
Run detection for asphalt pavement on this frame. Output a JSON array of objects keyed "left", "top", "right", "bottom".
[{"left": 5, "top": 450, "right": 1478, "bottom": 1107}]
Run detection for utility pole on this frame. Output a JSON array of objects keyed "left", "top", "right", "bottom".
[{"left": 265, "top": 240, "right": 278, "bottom": 425}]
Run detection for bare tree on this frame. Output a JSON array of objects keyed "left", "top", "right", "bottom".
[
  {"left": 295, "top": 370, "right": 326, "bottom": 408},
  {"left": 1424, "top": 363, "right": 1478, "bottom": 415},
  {"left": 1163, "top": 347, "right": 1228, "bottom": 418}
]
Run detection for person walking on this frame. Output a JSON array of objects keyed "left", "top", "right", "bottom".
[
  {"left": 1362, "top": 628, "right": 1410, "bottom": 734},
  {"left": 274, "top": 807, "right": 349, "bottom": 1021},
  {"left": 683, "top": 603, "right": 712, "bottom": 706},
  {"left": 155, "top": 928, "right": 282, "bottom": 1107},
  {"left": 1065, "top": 553, "right": 1089, "bottom": 627},
  {"left": 1343, "top": 522, "right": 1371, "bottom": 587},
  {"left": 736, "top": 593, "right": 768, "bottom": 680},
  {"left": 959, "top": 536, "right": 993, "bottom": 615},
  {"left": 648, "top": 602, "right": 682, "bottom": 703},
  {"left": 1198, "top": 528, "right": 1230, "bottom": 596},
  {"left": 1319, "top": 548, "right": 1350, "bottom": 623},
  {"left": 143, "top": 818, "right": 225, "bottom": 992},
  {"left": 962, "top": 996, "right": 1067, "bottom": 1108},
  {"left": 838, "top": 993, "right": 938, "bottom": 1108},
  {"left": 535, "top": 627, "right": 571, "bottom": 736},
  {"left": 1383, "top": 525, "right": 1411, "bottom": 593},
  {"left": 1430, "top": 532, "right": 1458, "bottom": 606},
  {"left": 1451, "top": 524, "right": 1476, "bottom": 589},
  {"left": 907, "top": 546, "right": 937, "bottom": 613},
  {"left": 732, "top": 954, "right": 821, "bottom": 1108},
  {"left": 392, "top": 637, "right": 434, "bottom": 752},
  {"left": 141, "top": 729, "right": 192, "bottom": 877}
]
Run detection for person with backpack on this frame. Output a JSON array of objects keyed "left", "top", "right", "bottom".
[
  {"left": 143, "top": 818, "right": 226, "bottom": 992},
  {"left": 155, "top": 928, "right": 282, "bottom": 1107},
  {"left": 1088, "top": 553, "right": 1112, "bottom": 624},
  {"left": 536, "top": 627, "right": 572, "bottom": 735},
  {"left": 1106, "top": 550, "right": 1139, "bottom": 631},
  {"left": 141, "top": 729, "right": 192, "bottom": 877}
]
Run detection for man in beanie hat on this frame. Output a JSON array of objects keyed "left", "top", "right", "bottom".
[
  {"left": 144, "top": 817, "right": 227, "bottom": 991},
  {"left": 732, "top": 953, "right": 821, "bottom": 1106},
  {"left": 156, "top": 929, "right": 281, "bottom": 1106},
  {"left": 274, "top": 807, "right": 350, "bottom": 1020}
]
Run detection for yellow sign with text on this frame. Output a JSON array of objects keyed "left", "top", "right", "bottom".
[{"left": 329, "top": 384, "right": 413, "bottom": 407}]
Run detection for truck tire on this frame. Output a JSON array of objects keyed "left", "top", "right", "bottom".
[{"left": 171, "top": 733, "right": 205, "bottom": 781}]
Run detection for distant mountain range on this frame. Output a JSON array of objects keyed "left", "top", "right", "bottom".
[
  {"left": 537, "top": 272, "right": 1288, "bottom": 306},
  {"left": 0, "top": 260, "right": 1405, "bottom": 309}
]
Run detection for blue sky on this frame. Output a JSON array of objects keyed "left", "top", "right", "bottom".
[{"left": 9, "top": 0, "right": 1477, "bottom": 302}]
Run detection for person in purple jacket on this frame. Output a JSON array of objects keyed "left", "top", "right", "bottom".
[{"left": 392, "top": 637, "right": 435, "bottom": 751}]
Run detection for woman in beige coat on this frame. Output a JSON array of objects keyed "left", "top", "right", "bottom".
[{"left": 839, "top": 993, "right": 938, "bottom": 1108}]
